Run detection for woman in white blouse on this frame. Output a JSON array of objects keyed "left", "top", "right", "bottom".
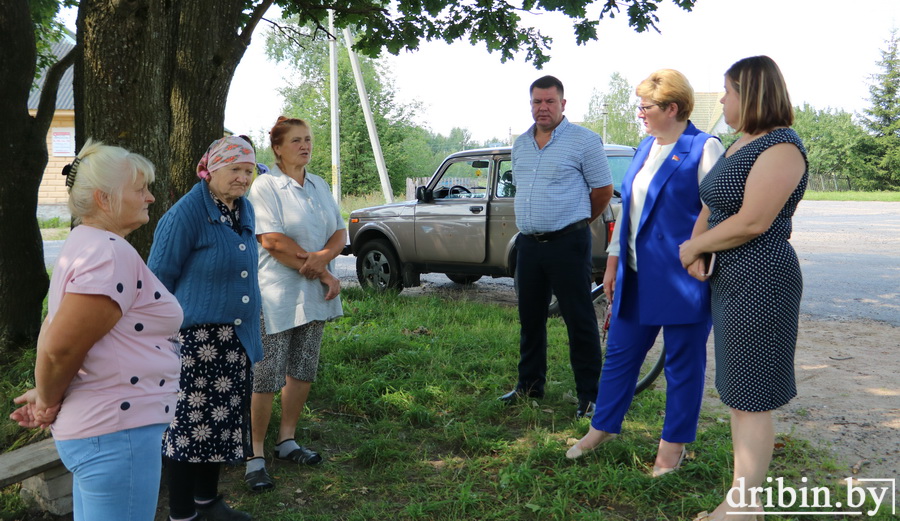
[
  {"left": 566, "top": 70, "right": 725, "bottom": 477},
  {"left": 243, "top": 116, "right": 345, "bottom": 491}
]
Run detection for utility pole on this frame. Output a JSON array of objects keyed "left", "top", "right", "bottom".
[
  {"left": 328, "top": 11, "right": 341, "bottom": 204},
  {"left": 602, "top": 102, "right": 609, "bottom": 144},
  {"left": 343, "top": 28, "right": 393, "bottom": 203}
]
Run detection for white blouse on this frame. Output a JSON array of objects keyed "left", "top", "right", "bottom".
[
  {"left": 607, "top": 137, "right": 725, "bottom": 271},
  {"left": 246, "top": 164, "right": 345, "bottom": 333}
]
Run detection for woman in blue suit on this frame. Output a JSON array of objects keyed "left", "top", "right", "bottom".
[{"left": 566, "top": 69, "right": 725, "bottom": 476}]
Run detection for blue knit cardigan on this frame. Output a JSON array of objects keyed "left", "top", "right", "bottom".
[{"left": 148, "top": 181, "right": 263, "bottom": 363}]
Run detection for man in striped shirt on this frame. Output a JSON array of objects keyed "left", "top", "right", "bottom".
[{"left": 499, "top": 75, "right": 613, "bottom": 419}]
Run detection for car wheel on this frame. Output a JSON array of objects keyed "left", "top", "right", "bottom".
[
  {"left": 446, "top": 273, "right": 482, "bottom": 285},
  {"left": 356, "top": 239, "right": 403, "bottom": 292}
]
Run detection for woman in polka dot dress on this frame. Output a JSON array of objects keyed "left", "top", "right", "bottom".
[
  {"left": 679, "top": 56, "right": 808, "bottom": 521},
  {"left": 11, "top": 140, "right": 183, "bottom": 521},
  {"left": 149, "top": 136, "right": 263, "bottom": 521}
]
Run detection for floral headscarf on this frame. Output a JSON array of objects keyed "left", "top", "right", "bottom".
[{"left": 196, "top": 136, "right": 255, "bottom": 180}]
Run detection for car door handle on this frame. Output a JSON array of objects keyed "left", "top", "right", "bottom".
[{"left": 469, "top": 206, "right": 484, "bottom": 214}]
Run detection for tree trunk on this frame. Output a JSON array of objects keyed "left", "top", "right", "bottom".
[
  {"left": 0, "top": 2, "right": 52, "bottom": 357},
  {"left": 77, "top": 0, "right": 256, "bottom": 258}
]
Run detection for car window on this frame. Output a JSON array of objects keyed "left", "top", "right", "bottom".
[
  {"left": 496, "top": 159, "right": 515, "bottom": 198},
  {"left": 607, "top": 155, "right": 632, "bottom": 193},
  {"left": 432, "top": 158, "right": 489, "bottom": 200}
]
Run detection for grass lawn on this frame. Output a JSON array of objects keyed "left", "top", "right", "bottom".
[
  {"left": 803, "top": 190, "right": 900, "bottom": 201},
  {"left": 3, "top": 288, "right": 890, "bottom": 520}
]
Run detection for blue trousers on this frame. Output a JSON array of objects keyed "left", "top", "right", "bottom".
[
  {"left": 591, "top": 268, "right": 710, "bottom": 442},
  {"left": 515, "top": 226, "right": 602, "bottom": 401},
  {"left": 55, "top": 423, "right": 167, "bottom": 521}
]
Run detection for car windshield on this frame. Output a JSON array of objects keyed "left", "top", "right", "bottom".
[{"left": 607, "top": 155, "right": 632, "bottom": 193}]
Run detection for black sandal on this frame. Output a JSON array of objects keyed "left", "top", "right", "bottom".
[
  {"left": 244, "top": 467, "right": 274, "bottom": 492},
  {"left": 195, "top": 495, "right": 252, "bottom": 520},
  {"left": 276, "top": 445, "right": 322, "bottom": 465}
]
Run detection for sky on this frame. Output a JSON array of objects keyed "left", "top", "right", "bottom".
[{"left": 64, "top": 1, "right": 899, "bottom": 143}]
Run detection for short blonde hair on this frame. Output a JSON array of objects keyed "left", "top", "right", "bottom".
[
  {"left": 67, "top": 138, "right": 155, "bottom": 224},
  {"left": 635, "top": 69, "right": 694, "bottom": 122},
  {"left": 725, "top": 56, "right": 794, "bottom": 134}
]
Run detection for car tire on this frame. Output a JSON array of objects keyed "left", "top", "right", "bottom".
[
  {"left": 356, "top": 239, "right": 403, "bottom": 292},
  {"left": 446, "top": 273, "right": 482, "bottom": 285}
]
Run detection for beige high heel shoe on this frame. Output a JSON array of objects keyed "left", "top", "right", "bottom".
[
  {"left": 650, "top": 445, "right": 686, "bottom": 477},
  {"left": 565, "top": 431, "right": 617, "bottom": 459}
]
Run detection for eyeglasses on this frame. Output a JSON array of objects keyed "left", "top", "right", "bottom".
[{"left": 637, "top": 104, "right": 659, "bottom": 114}]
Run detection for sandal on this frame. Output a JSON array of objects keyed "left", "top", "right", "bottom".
[
  {"left": 244, "top": 467, "right": 274, "bottom": 492},
  {"left": 276, "top": 445, "right": 323, "bottom": 465}
]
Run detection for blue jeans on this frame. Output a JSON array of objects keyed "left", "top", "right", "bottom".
[{"left": 55, "top": 423, "right": 167, "bottom": 521}]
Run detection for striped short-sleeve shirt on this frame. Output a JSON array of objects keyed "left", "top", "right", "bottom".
[{"left": 512, "top": 117, "right": 612, "bottom": 235}]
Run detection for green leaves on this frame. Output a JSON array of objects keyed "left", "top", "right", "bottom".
[
  {"left": 792, "top": 104, "right": 869, "bottom": 187},
  {"left": 271, "top": 0, "right": 700, "bottom": 69},
  {"left": 29, "top": 0, "right": 76, "bottom": 79},
  {"left": 858, "top": 28, "right": 900, "bottom": 190},
  {"left": 584, "top": 72, "right": 642, "bottom": 147}
]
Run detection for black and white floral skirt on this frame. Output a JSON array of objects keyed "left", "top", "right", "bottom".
[{"left": 163, "top": 323, "right": 253, "bottom": 463}]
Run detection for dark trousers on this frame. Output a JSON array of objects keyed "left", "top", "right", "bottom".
[
  {"left": 166, "top": 458, "right": 221, "bottom": 518},
  {"left": 515, "top": 226, "right": 601, "bottom": 401}
]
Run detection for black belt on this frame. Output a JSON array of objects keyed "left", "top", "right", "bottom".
[{"left": 527, "top": 219, "right": 589, "bottom": 243}]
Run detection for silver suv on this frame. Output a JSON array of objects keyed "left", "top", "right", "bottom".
[{"left": 346, "top": 144, "right": 635, "bottom": 291}]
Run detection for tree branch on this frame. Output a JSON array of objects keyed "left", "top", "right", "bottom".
[
  {"left": 265, "top": 17, "right": 327, "bottom": 49},
  {"left": 239, "top": 0, "right": 277, "bottom": 46},
  {"left": 34, "top": 44, "right": 79, "bottom": 137}
]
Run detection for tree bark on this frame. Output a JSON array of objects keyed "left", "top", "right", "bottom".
[
  {"left": 0, "top": 1, "right": 66, "bottom": 356},
  {"left": 77, "top": 0, "right": 270, "bottom": 258}
]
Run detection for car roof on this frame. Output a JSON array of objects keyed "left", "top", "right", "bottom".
[{"left": 445, "top": 143, "right": 635, "bottom": 160}]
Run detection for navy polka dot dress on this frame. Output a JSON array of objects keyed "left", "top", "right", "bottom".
[{"left": 699, "top": 128, "right": 808, "bottom": 412}]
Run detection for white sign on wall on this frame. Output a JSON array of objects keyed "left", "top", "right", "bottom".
[{"left": 52, "top": 128, "right": 76, "bottom": 157}]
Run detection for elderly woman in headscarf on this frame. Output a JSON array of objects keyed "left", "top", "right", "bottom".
[{"left": 148, "top": 136, "right": 262, "bottom": 521}]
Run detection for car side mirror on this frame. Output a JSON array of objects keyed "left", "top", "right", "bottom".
[{"left": 416, "top": 185, "right": 433, "bottom": 203}]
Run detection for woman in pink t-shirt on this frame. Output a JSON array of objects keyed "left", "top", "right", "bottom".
[{"left": 10, "top": 139, "right": 183, "bottom": 521}]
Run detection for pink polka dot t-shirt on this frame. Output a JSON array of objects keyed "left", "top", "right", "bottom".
[{"left": 48, "top": 226, "right": 183, "bottom": 440}]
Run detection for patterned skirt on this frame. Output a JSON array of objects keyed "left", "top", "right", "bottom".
[{"left": 163, "top": 323, "right": 253, "bottom": 463}]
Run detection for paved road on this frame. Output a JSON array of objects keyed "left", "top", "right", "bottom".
[
  {"left": 43, "top": 201, "right": 900, "bottom": 326},
  {"left": 790, "top": 201, "right": 900, "bottom": 326}
]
